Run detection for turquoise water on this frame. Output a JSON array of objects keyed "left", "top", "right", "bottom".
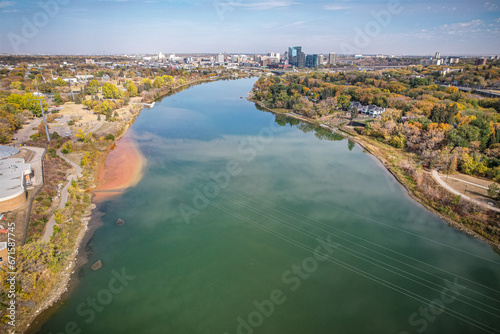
[{"left": 37, "top": 78, "right": 500, "bottom": 334}]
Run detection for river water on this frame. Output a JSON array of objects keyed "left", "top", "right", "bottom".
[{"left": 37, "top": 78, "right": 500, "bottom": 334}]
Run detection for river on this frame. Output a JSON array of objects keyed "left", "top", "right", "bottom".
[{"left": 36, "top": 78, "right": 500, "bottom": 334}]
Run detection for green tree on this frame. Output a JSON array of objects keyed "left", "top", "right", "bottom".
[
  {"left": 449, "top": 124, "right": 481, "bottom": 148},
  {"left": 337, "top": 95, "right": 351, "bottom": 110},
  {"left": 86, "top": 79, "right": 100, "bottom": 95},
  {"left": 54, "top": 93, "right": 63, "bottom": 105},
  {"left": 488, "top": 183, "right": 499, "bottom": 200}
]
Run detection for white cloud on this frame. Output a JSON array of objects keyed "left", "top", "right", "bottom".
[
  {"left": 439, "top": 19, "right": 483, "bottom": 33},
  {"left": 484, "top": 2, "right": 498, "bottom": 11},
  {"left": 324, "top": 5, "right": 349, "bottom": 11},
  {"left": 0, "top": 1, "right": 13, "bottom": 8},
  {"left": 1, "top": 8, "right": 18, "bottom": 12},
  {"left": 224, "top": 1, "right": 298, "bottom": 10}
]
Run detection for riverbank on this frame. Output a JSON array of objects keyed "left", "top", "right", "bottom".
[
  {"left": 92, "top": 133, "right": 146, "bottom": 202},
  {"left": 251, "top": 99, "right": 500, "bottom": 250},
  {"left": 16, "top": 75, "right": 245, "bottom": 334}
]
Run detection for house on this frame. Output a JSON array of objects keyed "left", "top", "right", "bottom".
[
  {"left": 365, "top": 105, "right": 386, "bottom": 116},
  {"left": 349, "top": 102, "right": 362, "bottom": 111},
  {"left": 349, "top": 102, "right": 386, "bottom": 117}
]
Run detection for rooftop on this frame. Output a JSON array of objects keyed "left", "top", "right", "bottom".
[
  {"left": 0, "top": 158, "right": 32, "bottom": 201},
  {"left": 0, "top": 145, "right": 19, "bottom": 160}
]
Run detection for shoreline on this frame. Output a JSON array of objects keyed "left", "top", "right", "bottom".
[
  {"left": 92, "top": 132, "right": 146, "bottom": 202},
  {"left": 252, "top": 99, "right": 500, "bottom": 251},
  {"left": 19, "top": 75, "right": 244, "bottom": 334}
]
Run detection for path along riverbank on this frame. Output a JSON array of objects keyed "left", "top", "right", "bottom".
[
  {"left": 252, "top": 100, "right": 500, "bottom": 250},
  {"left": 20, "top": 75, "right": 245, "bottom": 334}
]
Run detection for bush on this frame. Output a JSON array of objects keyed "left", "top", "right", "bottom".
[
  {"left": 488, "top": 183, "right": 500, "bottom": 200},
  {"left": 48, "top": 148, "right": 57, "bottom": 158},
  {"left": 106, "top": 134, "right": 115, "bottom": 141}
]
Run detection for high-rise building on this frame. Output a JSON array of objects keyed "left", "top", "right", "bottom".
[
  {"left": 328, "top": 52, "right": 337, "bottom": 65},
  {"left": 435, "top": 52, "right": 441, "bottom": 59},
  {"left": 305, "top": 54, "right": 319, "bottom": 68},
  {"left": 288, "top": 46, "right": 305, "bottom": 68},
  {"left": 475, "top": 58, "right": 487, "bottom": 66},
  {"left": 216, "top": 53, "right": 225, "bottom": 63}
]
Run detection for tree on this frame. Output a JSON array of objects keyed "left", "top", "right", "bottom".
[
  {"left": 86, "top": 79, "right": 99, "bottom": 95},
  {"left": 54, "top": 93, "right": 63, "bottom": 105},
  {"left": 127, "top": 82, "right": 138, "bottom": 97},
  {"left": 7, "top": 93, "right": 48, "bottom": 117},
  {"left": 459, "top": 153, "right": 477, "bottom": 175},
  {"left": 448, "top": 155, "right": 458, "bottom": 174},
  {"left": 142, "top": 78, "right": 152, "bottom": 90},
  {"left": 337, "top": 95, "right": 351, "bottom": 110},
  {"left": 351, "top": 106, "right": 359, "bottom": 120},
  {"left": 449, "top": 124, "right": 481, "bottom": 148},
  {"left": 488, "top": 183, "right": 499, "bottom": 200},
  {"left": 102, "top": 83, "right": 121, "bottom": 99},
  {"left": 153, "top": 76, "right": 164, "bottom": 88},
  {"left": 10, "top": 81, "right": 22, "bottom": 90},
  {"left": 55, "top": 77, "right": 67, "bottom": 86}
]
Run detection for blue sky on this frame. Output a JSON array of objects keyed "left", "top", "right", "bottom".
[{"left": 0, "top": 0, "right": 499, "bottom": 55}]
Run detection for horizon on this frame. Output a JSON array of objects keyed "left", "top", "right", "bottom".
[{"left": 0, "top": 0, "right": 499, "bottom": 55}]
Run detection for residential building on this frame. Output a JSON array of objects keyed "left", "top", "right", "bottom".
[{"left": 349, "top": 102, "right": 386, "bottom": 117}]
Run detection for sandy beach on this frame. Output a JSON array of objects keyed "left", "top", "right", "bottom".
[{"left": 93, "top": 133, "right": 146, "bottom": 202}]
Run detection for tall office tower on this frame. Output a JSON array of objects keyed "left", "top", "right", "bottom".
[
  {"left": 305, "top": 54, "right": 319, "bottom": 68},
  {"left": 216, "top": 53, "right": 224, "bottom": 63},
  {"left": 435, "top": 52, "right": 441, "bottom": 59},
  {"left": 328, "top": 52, "right": 337, "bottom": 65},
  {"left": 288, "top": 46, "right": 305, "bottom": 68}
]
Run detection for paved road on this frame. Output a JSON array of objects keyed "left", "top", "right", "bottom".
[
  {"left": 24, "top": 146, "right": 46, "bottom": 187},
  {"left": 431, "top": 169, "right": 500, "bottom": 213},
  {"left": 42, "top": 149, "right": 82, "bottom": 242},
  {"left": 444, "top": 176, "right": 489, "bottom": 190},
  {"left": 89, "top": 119, "right": 105, "bottom": 133}
]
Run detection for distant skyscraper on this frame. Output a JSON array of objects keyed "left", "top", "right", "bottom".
[
  {"left": 305, "top": 54, "right": 319, "bottom": 68},
  {"left": 216, "top": 53, "right": 224, "bottom": 63},
  {"left": 475, "top": 58, "right": 487, "bottom": 66},
  {"left": 288, "top": 46, "right": 305, "bottom": 68},
  {"left": 328, "top": 52, "right": 337, "bottom": 65},
  {"left": 435, "top": 52, "right": 441, "bottom": 59}
]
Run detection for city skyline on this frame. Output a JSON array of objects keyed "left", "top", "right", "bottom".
[{"left": 0, "top": 0, "right": 499, "bottom": 55}]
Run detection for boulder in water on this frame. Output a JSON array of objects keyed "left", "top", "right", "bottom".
[
  {"left": 116, "top": 218, "right": 125, "bottom": 226},
  {"left": 91, "top": 260, "right": 102, "bottom": 271}
]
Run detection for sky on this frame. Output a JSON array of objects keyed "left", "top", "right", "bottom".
[{"left": 0, "top": 0, "right": 499, "bottom": 55}]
